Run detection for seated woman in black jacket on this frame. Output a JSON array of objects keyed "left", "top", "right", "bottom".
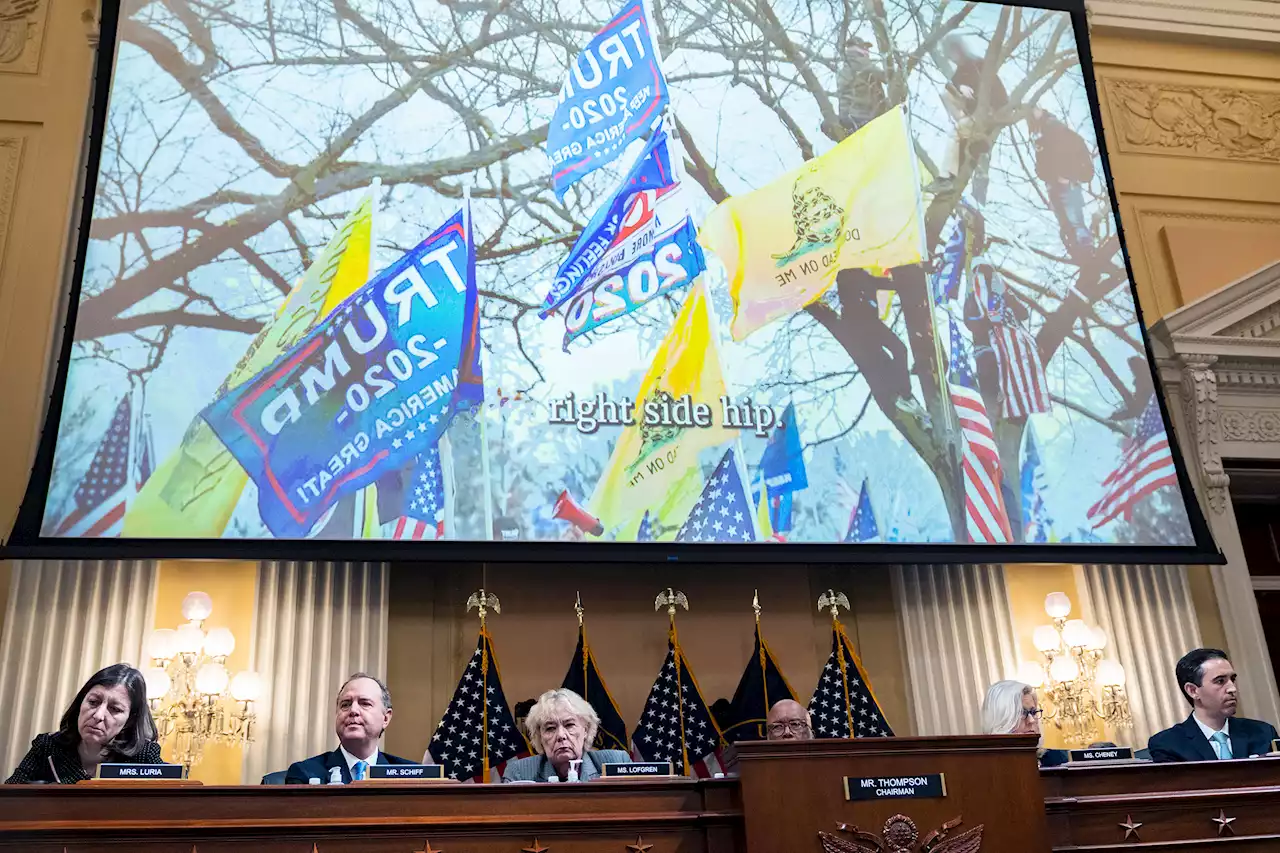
[
  {"left": 6, "top": 663, "right": 163, "bottom": 783},
  {"left": 981, "top": 679, "right": 1068, "bottom": 768}
]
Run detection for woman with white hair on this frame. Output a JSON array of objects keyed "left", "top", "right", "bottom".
[
  {"left": 501, "top": 688, "right": 632, "bottom": 782},
  {"left": 981, "top": 680, "right": 1068, "bottom": 767}
]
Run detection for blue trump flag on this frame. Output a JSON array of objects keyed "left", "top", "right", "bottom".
[
  {"left": 845, "top": 478, "right": 881, "bottom": 543},
  {"left": 758, "top": 402, "right": 808, "bottom": 496},
  {"left": 932, "top": 213, "right": 967, "bottom": 305},
  {"left": 1022, "top": 426, "right": 1054, "bottom": 543},
  {"left": 203, "top": 210, "right": 482, "bottom": 538},
  {"left": 541, "top": 130, "right": 676, "bottom": 317},
  {"left": 548, "top": 0, "right": 667, "bottom": 198}
]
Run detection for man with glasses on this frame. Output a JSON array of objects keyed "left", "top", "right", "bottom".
[{"left": 765, "top": 699, "right": 813, "bottom": 741}]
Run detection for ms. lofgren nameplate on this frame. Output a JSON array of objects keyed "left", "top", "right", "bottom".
[{"left": 844, "top": 774, "right": 946, "bottom": 801}]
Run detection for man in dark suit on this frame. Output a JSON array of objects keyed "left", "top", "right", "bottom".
[
  {"left": 1148, "top": 649, "right": 1279, "bottom": 763},
  {"left": 284, "top": 673, "right": 415, "bottom": 783}
]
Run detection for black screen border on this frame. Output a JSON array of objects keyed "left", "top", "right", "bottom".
[{"left": 3, "top": 0, "right": 1225, "bottom": 565}]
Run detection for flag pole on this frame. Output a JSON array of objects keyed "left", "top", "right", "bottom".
[
  {"left": 657, "top": 588, "right": 691, "bottom": 775},
  {"left": 575, "top": 591, "right": 588, "bottom": 691},
  {"left": 465, "top": 185, "right": 496, "bottom": 542},
  {"left": 753, "top": 590, "right": 770, "bottom": 716},
  {"left": 467, "top": 587, "right": 499, "bottom": 780},
  {"left": 819, "top": 589, "right": 856, "bottom": 736}
]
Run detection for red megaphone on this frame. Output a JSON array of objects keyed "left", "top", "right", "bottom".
[{"left": 554, "top": 490, "right": 604, "bottom": 537}]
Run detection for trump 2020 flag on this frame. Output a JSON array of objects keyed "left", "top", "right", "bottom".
[
  {"left": 699, "top": 106, "right": 924, "bottom": 340},
  {"left": 428, "top": 629, "right": 530, "bottom": 781},
  {"left": 548, "top": 0, "right": 667, "bottom": 198},
  {"left": 758, "top": 402, "right": 808, "bottom": 497},
  {"left": 202, "top": 208, "right": 482, "bottom": 538},
  {"left": 542, "top": 130, "right": 677, "bottom": 317}
]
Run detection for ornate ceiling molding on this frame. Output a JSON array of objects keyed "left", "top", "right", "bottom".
[
  {"left": 1087, "top": 0, "right": 1280, "bottom": 44},
  {"left": 1103, "top": 79, "right": 1280, "bottom": 164}
]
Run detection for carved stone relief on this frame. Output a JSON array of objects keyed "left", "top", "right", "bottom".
[
  {"left": 1220, "top": 408, "right": 1280, "bottom": 443},
  {"left": 0, "top": 0, "right": 46, "bottom": 74},
  {"left": 1104, "top": 79, "right": 1280, "bottom": 163},
  {"left": 1178, "top": 354, "right": 1230, "bottom": 515},
  {"left": 0, "top": 135, "right": 24, "bottom": 279},
  {"left": 82, "top": 0, "right": 99, "bottom": 49}
]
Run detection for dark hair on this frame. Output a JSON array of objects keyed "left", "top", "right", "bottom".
[
  {"left": 57, "top": 664, "right": 157, "bottom": 758},
  {"left": 337, "top": 673, "right": 392, "bottom": 711},
  {"left": 1175, "top": 648, "right": 1230, "bottom": 706},
  {"left": 514, "top": 699, "right": 536, "bottom": 719}
]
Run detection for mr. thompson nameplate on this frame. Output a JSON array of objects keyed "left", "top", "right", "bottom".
[{"left": 844, "top": 774, "right": 947, "bottom": 801}]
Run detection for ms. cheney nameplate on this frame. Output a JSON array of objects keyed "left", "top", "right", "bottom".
[
  {"left": 98, "top": 763, "right": 184, "bottom": 780},
  {"left": 844, "top": 774, "right": 946, "bottom": 801},
  {"left": 603, "top": 761, "right": 675, "bottom": 777},
  {"left": 1069, "top": 746, "right": 1135, "bottom": 762},
  {"left": 368, "top": 764, "right": 444, "bottom": 780}
]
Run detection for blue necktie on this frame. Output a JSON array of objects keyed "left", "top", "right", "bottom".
[
  {"left": 353, "top": 760, "right": 368, "bottom": 780},
  {"left": 1211, "top": 731, "right": 1232, "bottom": 760}
]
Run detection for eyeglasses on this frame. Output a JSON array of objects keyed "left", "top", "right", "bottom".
[
  {"left": 1023, "top": 707, "right": 1044, "bottom": 719},
  {"left": 767, "top": 720, "right": 811, "bottom": 736}
]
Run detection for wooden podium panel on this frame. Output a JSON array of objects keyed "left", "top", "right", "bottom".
[
  {"left": 734, "top": 735, "right": 1050, "bottom": 853},
  {"left": 1042, "top": 756, "right": 1280, "bottom": 849},
  {"left": 0, "top": 778, "right": 743, "bottom": 853}
]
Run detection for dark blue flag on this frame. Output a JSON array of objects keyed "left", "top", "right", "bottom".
[
  {"left": 542, "top": 130, "right": 676, "bottom": 317},
  {"left": 1022, "top": 427, "right": 1053, "bottom": 543},
  {"left": 721, "top": 623, "right": 799, "bottom": 743},
  {"left": 203, "top": 209, "right": 482, "bottom": 538},
  {"left": 932, "top": 213, "right": 967, "bottom": 305},
  {"left": 758, "top": 402, "right": 808, "bottom": 496},
  {"left": 845, "top": 478, "right": 880, "bottom": 542},
  {"left": 636, "top": 509, "right": 655, "bottom": 542},
  {"left": 547, "top": 0, "right": 667, "bottom": 198},
  {"left": 561, "top": 624, "right": 628, "bottom": 751}
]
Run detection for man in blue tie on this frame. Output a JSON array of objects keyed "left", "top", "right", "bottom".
[
  {"left": 284, "top": 674, "right": 415, "bottom": 783},
  {"left": 1148, "top": 649, "right": 1279, "bottom": 763}
]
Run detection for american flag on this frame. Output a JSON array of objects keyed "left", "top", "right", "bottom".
[
  {"left": 427, "top": 629, "right": 529, "bottom": 781},
  {"left": 1022, "top": 426, "right": 1055, "bottom": 543},
  {"left": 631, "top": 631, "right": 725, "bottom": 777},
  {"left": 380, "top": 445, "right": 448, "bottom": 540},
  {"left": 972, "top": 264, "right": 1050, "bottom": 418},
  {"left": 845, "top": 477, "right": 880, "bottom": 543},
  {"left": 1087, "top": 395, "right": 1177, "bottom": 528},
  {"left": 53, "top": 392, "right": 151, "bottom": 537},
  {"left": 948, "top": 318, "right": 1012, "bottom": 543},
  {"left": 808, "top": 623, "right": 894, "bottom": 738},
  {"left": 636, "top": 510, "right": 656, "bottom": 542},
  {"left": 675, "top": 449, "right": 756, "bottom": 542}
]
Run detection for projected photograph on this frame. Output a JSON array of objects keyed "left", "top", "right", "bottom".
[{"left": 37, "top": 0, "right": 1196, "bottom": 546}]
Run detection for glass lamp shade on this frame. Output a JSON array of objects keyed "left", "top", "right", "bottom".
[
  {"left": 230, "top": 671, "right": 263, "bottom": 702},
  {"left": 1097, "top": 659, "right": 1127, "bottom": 687},
  {"left": 146, "top": 628, "right": 178, "bottom": 661},
  {"left": 1032, "top": 625, "right": 1061, "bottom": 653},
  {"left": 181, "top": 591, "right": 214, "bottom": 622},
  {"left": 174, "top": 622, "right": 206, "bottom": 655},
  {"left": 1017, "top": 661, "right": 1046, "bottom": 688},
  {"left": 203, "top": 626, "right": 236, "bottom": 658},
  {"left": 143, "top": 667, "right": 171, "bottom": 701},
  {"left": 195, "top": 662, "right": 230, "bottom": 696},
  {"left": 1087, "top": 626, "right": 1108, "bottom": 652},
  {"left": 1049, "top": 655, "right": 1080, "bottom": 684},
  {"left": 1062, "top": 619, "right": 1092, "bottom": 648},
  {"left": 1044, "top": 592, "right": 1072, "bottom": 619}
]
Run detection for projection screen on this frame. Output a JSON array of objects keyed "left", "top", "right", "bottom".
[{"left": 4, "top": 0, "right": 1221, "bottom": 562}]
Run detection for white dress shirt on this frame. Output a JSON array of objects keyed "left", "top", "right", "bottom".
[
  {"left": 1192, "top": 715, "right": 1231, "bottom": 759},
  {"left": 339, "top": 744, "right": 381, "bottom": 778}
]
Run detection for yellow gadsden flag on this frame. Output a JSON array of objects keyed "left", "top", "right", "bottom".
[
  {"left": 699, "top": 106, "right": 924, "bottom": 341},
  {"left": 589, "top": 280, "right": 734, "bottom": 532},
  {"left": 123, "top": 189, "right": 375, "bottom": 538}
]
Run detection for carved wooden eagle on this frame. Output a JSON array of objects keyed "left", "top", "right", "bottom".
[{"left": 818, "top": 817, "right": 985, "bottom": 853}]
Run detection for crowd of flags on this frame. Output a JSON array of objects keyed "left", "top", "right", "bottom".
[{"left": 426, "top": 607, "right": 893, "bottom": 781}]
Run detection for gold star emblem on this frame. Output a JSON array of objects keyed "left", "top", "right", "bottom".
[
  {"left": 626, "top": 836, "right": 653, "bottom": 852},
  {"left": 413, "top": 842, "right": 444, "bottom": 853},
  {"left": 522, "top": 840, "right": 549, "bottom": 853},
  {"left": 1119, "top": 815, "right": 1142, "bottom": 840},
  {"left": 1212, "top": 810, "right": 1236, "bottom": 836}
]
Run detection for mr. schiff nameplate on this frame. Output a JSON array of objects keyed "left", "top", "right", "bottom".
[
  {"left": 98, "top": 763, "right": 185, "bottom": 780},
  {"left": 603, "top": 761, "right": 674, "bottom": 777},
  {"left": 844, "top": 774, "right": 946, "bottom": 801},
  {"left": 367, "top": 763, "right": 445, "bottom": 780}
]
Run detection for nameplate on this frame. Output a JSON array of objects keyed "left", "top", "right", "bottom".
[
  {"left": 1272, "top": 738, "right": 1279, "bottom": 753},
  {"left": 368, "top": 764, "right": 444, "bottom": 780},
  {"left": 98, "top": 763, "right": 184, "bottom": 780},
  {"left": 844, "top": 774, "right": 946, "bottom": 801},
  {"left": 603, "top": 761, "right": 674, "bottom": 777},
  {"left": 1069, "top": 747, "right": 1134, "bottom": 762}
]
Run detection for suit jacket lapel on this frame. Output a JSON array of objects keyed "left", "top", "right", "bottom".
[
  {"left": 1230, "top": 722, "right": 1253, "bottom": 760},
  {"left": 1180, "top": 716, "right": 1219, "bottom": 761}
]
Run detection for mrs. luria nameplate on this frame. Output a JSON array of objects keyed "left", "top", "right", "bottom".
[
  {"left": 368, "top": 764, "right": 445, "bottom": 780},
  {"left": 603, "top": 762, "right": 674, "bottom": 777},
  {"left": 98, "top": 763, "right": 184, "bottom": 780}
]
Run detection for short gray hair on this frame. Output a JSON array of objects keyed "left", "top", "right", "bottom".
[
  {"left": 981, "top": 679, "right": 1032, "bottom": 735},
  {"left": 524, "top": 688, "right": 599, "bottom": 755},
  {"left": 337, "top": 673, "right": 392, "bottom": 711}
]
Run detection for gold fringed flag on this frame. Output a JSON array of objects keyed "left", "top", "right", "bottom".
[
  {"left": 589, "top": 280, "right": 733, "bottom": 532},
  {"left": 699, "top": 106, "right": 924, "bottom": 340},
  {"left": 810, "top": 591, "right": 894, "bottom": 738},
  {"left": 123, "top": 189, "right": 375, "bottom": 537}
]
